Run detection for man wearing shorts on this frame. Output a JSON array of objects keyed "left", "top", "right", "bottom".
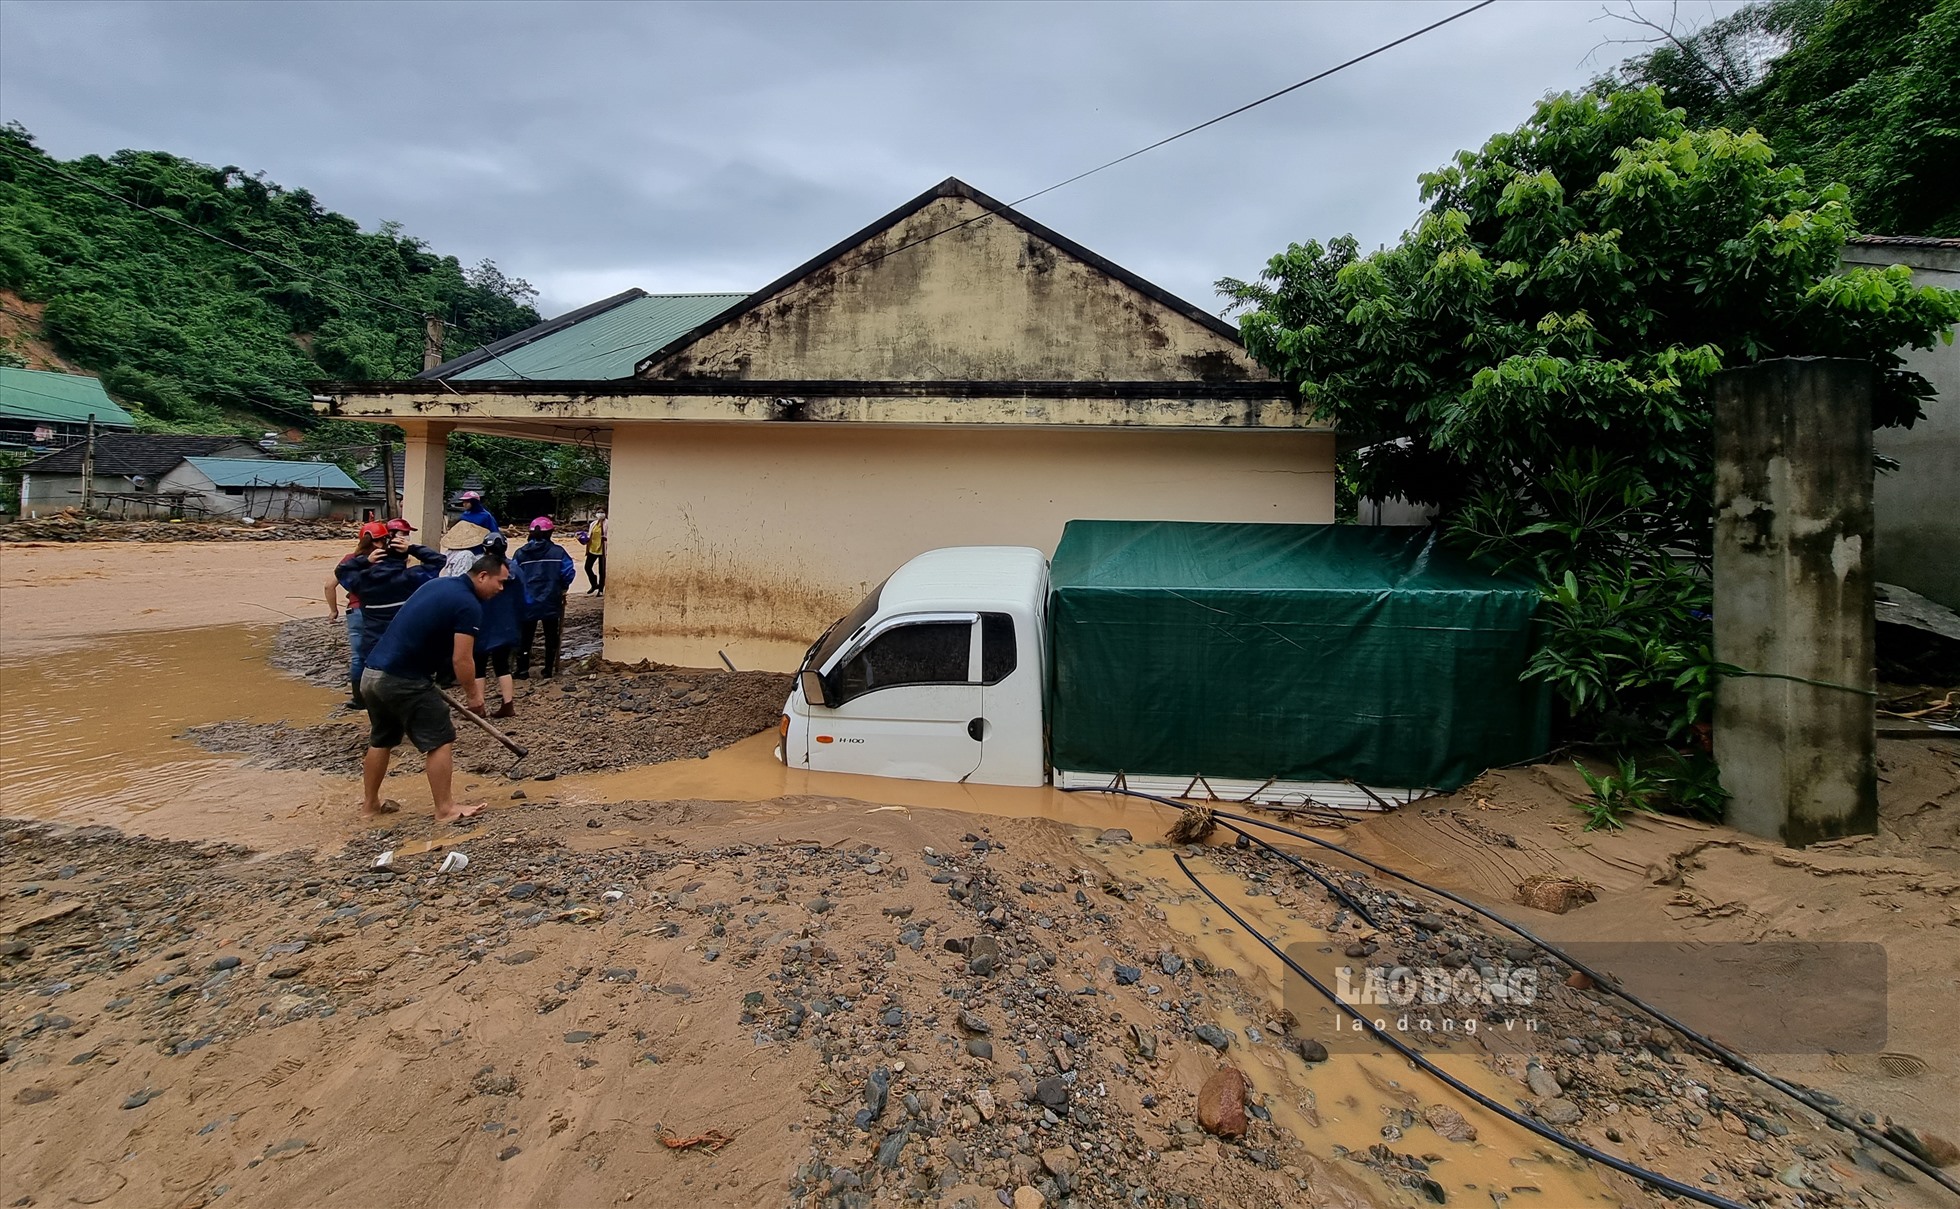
[{"left": 358, "top": 550, "right": 511, "bottom": 822}]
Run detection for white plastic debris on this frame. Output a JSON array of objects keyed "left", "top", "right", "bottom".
[
  {"left": 437, "top": 851, "right": 469, "bottom": 874},
  {"left": 373, "top": 850, "right": 395, "bottom": 870}
]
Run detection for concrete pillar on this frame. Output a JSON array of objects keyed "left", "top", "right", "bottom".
[
  {"left": 399, "top": 422, "right": 453, "bottom": 538},
  {"left": 1713, "top": 358, "right": 1878, "bottom": 846}
]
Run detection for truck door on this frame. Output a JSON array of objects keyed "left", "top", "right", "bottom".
[{"left": 809, "top": 613, "right": 983, "bottom": 782}]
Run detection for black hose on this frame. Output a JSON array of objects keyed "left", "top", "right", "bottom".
[
  {"left": 1174, "top": 853, "right": 1754, "bottom": 1209},
  {"left": 1210, "top": 816, "right": 1381, "bottom": 929},
  {"left": 1069, "top": 784, "right": 1955, "bottom": 1196}
]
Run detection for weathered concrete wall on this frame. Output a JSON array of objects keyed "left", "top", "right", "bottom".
[
  {"left": 605, "top": 423, "right": 1336, "bottom": 670},
  {"left": 641, "top": 194, "right": 1266, "bottom": 385},
  {"left": 1841, "top": 242, "right": 1960, "bottom": 609},
  {"left": 1713, "top": 358, "right": 1877, "bottom": 846}
]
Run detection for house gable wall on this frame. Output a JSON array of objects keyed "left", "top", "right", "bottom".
[{"left": 639, "top": 194, "right": 1265, "bottom": 385}]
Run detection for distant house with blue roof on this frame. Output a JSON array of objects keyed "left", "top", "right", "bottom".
[{"left": 158, "top": 455, "right": 363, "bottom": 521}]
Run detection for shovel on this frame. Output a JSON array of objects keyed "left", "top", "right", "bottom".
[{"left": 436, "top": 686, "right": 531, "bottom": 776}]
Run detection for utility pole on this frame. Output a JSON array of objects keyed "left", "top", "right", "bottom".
[
  {"left": 380, "top": 439, "right": 398, "bottom": 520},
  {"left": 79, "top": 413, "right": 96, "bottom": 515},
  {"left": 422, "top": 314, "right": 446, "bottom": 372}
]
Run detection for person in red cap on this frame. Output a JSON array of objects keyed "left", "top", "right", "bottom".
[
  {"left": 512, "top": 516, "right": 576, "bottom": 678},
  {"left": 326, "top": 521, "right": 389, "bottom": 709},
  {"left": 336, "top": 520, "right": 446, "bottom": 671}
]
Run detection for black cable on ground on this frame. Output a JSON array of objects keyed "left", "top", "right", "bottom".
[
  {"left": 1209, "top": 816, "right": 1380, "bottom": 930},
  {"left": 1071, "top": 785, "right": 1955, "bottom": 1195},
  {"left": 1174, "top": 853, "right": 1755, "bottom": 1209}
]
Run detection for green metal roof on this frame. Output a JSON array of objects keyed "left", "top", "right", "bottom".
[
  {"left": 0, "top": 366, "right": 137, "bottom": 427},
  {"left": 182, "top": 456, "right": 361, "bottom": 490},
  {"left": 442, "top": 291, "right": 748, "bottom": 381}
]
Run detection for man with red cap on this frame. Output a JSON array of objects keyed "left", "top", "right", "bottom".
[{"left": 512, "top": 516, "right": 577, "bottom": 678}]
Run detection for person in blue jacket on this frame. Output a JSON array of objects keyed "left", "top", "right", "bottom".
[
  {"left": 456, "top": 490, "right": 500, "bottom": 533},
  {"left": 512, "top": 517, "right": 577, "bottom": 679},
  {"left": 471, "top": 533, "right": 529, "bottom": 717},
  {"left": 337, "top": 522, "right": 446, "bottom": 665}
]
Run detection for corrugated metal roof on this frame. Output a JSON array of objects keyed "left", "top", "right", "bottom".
[
  {"left": 19, "top": 435, "right": 259, "bottom": 476},
  {"left": 1848, "top": 235, "right": 1960, "bottom": 249},
  {"left": 182, "top": 457, "right": 361, "bottom": 490},
  {"left": 447, "top": 292, "right": 748, "bottom": 381},
  {"left": 0, "top": 366, "right": 138, "bottom": 427}
]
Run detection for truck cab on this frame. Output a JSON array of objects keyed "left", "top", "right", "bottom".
[{"left": 780, "top": 546, "right": 1049, "bottom": 787}]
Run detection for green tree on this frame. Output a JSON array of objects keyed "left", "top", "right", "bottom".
[
  {"left": 1220, "top": 88, "right": 1960, "bottom": 755},
  {"left": 0, "top": 123, "right": 543, "bottom": 434},
  {"left": 1602, "top": 0, "right": 1960, "bottom": 235}
]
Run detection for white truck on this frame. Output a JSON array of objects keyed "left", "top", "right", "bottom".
[{"left": 778, "top": 521, "right": 1547, "bottom": 807}]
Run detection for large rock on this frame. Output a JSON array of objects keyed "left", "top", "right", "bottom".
[{"left": 1197, "top": 1068, "right": 1249, "bottom": 1138}]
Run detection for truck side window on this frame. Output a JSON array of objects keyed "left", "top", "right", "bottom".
[
  {"left": 835, "top": 621, "right": 972, "bottom": 701},
  {"left": 981, "top": 613, "right": 1016, "bottom": 685}
]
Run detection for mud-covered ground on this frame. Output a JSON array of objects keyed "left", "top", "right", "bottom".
[
  {"left": 187, "top": 599, "right": 793, "bottom": 779},
  {"left": 0, "top": 807, "right": 1342, "bottom": 1209},
  {"left": 0, "top": 516, "right": 355, "bottom": 542}
]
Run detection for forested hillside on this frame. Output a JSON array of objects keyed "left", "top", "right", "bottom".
[
  {"left": 1602, "top": 0, "right": 1958, "bottom": 236},
  {"left": 0, "top": 123, "right": 541, "bottom": 433}
]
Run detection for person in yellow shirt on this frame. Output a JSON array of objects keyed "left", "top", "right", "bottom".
[{"left": 579, "top": 508, "right": 607, "bottom": 596}]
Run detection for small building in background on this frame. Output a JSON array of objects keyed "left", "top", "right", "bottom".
[
  {"left": 157, "top": 455, "right": 363, "bottom": 521},
  {"left": 15, "top": 433, "right": 261, "bottom": 517},
  {"left": 1842, "top": 235, "right": 1960, "bottom": 611},
  {"left": 0, "top": 366, "right": 137, "bottom": 451}
]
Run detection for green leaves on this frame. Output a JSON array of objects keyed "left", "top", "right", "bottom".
[{"left": 1225, "top": 86, "right": 1960, "bottom": 758}]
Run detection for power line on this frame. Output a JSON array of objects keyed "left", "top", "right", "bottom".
[{"left": 434, "top": 2, "right": 1501, "bottom": 386}]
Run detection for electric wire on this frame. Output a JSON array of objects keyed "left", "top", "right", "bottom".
[
  {"left": 1067, "top": 784, "right": 1959, "bottom": 1195},
  {"left": 1174, "top": 852, "right": 1755, "bottom": 1209}
]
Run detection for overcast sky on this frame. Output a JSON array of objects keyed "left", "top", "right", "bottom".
[{"left": 0, "top": 0, "right": 1741, "bottom": 321}]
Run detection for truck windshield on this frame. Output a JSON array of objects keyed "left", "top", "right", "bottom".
[{"left": 802, "top": 574, "right": 889, "bottom": 674}]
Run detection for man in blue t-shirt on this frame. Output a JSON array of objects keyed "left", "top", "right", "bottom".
[{"left": 358, "top": 551, "right": 511, "bottom": 823}]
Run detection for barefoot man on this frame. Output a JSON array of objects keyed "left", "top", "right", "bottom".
[{"left": 357, "top": 549, "right": 511, "bottom": 822}]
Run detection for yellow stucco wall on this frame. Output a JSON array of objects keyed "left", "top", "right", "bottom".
[
  {"left": 640, "top": 194, "right": 1265, "bottom": 384},
  {"left": 605, "top": 423, "right": 1335, "bottom": 671}
]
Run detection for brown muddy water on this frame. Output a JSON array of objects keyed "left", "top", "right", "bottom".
[{"left": 0, "top": 618, "right": 1622, "bottom": 1207}]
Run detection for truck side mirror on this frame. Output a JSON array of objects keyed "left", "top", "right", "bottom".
[{"left": 800, "top": 668, "right": 833, "bottom": 708}]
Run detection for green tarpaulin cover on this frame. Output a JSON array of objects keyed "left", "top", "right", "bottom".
[{"left": 1048, "top": 520, "right": 1547, "bottom": 790}]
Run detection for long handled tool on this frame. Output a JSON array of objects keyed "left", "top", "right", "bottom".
[{"left": 436, "top": 686, "right": 530, "bottom": 776}]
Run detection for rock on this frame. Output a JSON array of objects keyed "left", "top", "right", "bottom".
[
  {"left": 1159, "top": 952, "right": 1184, "bottom": 976},
  {"left": 1343, "top": 942, "right": 1373, "bottom": 959},
  {"left": 562, "top": 1031, "right": 597, "bottom": 1044},
  {"left": 1423, "top": 1104, "right": 1478, "bottom": 1143},
  {"left": 1033, "top": 1077, "right": 1068, "bottom": 1108},
  {"left": 506, "top": 882, "right": 538, "bottom": 900},
  {"left": 1514, "top": 875, "right": 1596, "bottom": 914},
  {"left": 1536, "top": 1097, "right": 1582, "bottom": 1127},
  {"left": 1415, "top": 913, "right": 1450, "bottom": 932},
  {"left": 959, "top": 1011, "right": 991, "bottom": 1035},
  {"left": 1525, "top": 1064, "right": 1561, "bottom": 1099},
  {"left": 1889, "top": 1126, "right": 1960, "bottom": 1168},
  {"left": 1194, "top": 1023, "right": 1232, "bottom": 1050},
  {"left": 209, "top": 956, "right": 241, "bottom": 971},
  {"left": 965, "top": 1039, "right": 993, "bottom": 1060},
  {"left": 881, "top": 1008, "right": 904, "bottom": 1027},
  {"left": 1564, "top": 970, "right": 1594, "bottom": 991},
  {"left": 875, "top": 1128, "right": 910, "bottom": 1168},
  {"left": 967, "top": 936, "right": 1000, "bottom": 977},
  {"left": 1013, "top": 1188, "right": 1045, "bottom": 1209},
  {"left": 268, "top": 965, "right": 306, "bottom": 980},
  {"left": 1113, "top": 965, "right": 1141, "bottom": 986},
  {"left": 122, "top": 1089, "right": 159, "bottom": 1109},
  {"left": 0, "top": 939, "right": 30, "bottom": 958},
  {"left": 15, "top": 1087, "right": 57, "bottom": 1104},
  {"left": 1096, "top": 828, "right": 1133, "bottom": 845},
  {"left": 498, "top": 1145, "right": 522, "bottom": 1161},
  {"left": 1287, "top": 1037, "right": 1328, "bottom": 1063},
  {"left": 1041, "top": 1147, "right": 1080, "bottom": 1178},
  {"left": 1197, "top": 1069, "right": 1249, "bottom": 1138},
  {"left": 856, "top": 1068, "right": 890, "bottom": 1130},
  {"left": 807, "top": 897, "right": 833, "bottom": 914},
  {"left": 970, "top": 1089, "right": 996, "bottom": 1122}
]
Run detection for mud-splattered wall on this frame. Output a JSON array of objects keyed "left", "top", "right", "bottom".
[
  {"left": 639, "top": 193, "right": 1264, "bottom": 385},
  {"left": 604, "top": 424, "right": 1334, "bottom": 671}
]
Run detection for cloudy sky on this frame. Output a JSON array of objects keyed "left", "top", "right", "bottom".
[{"left": 0, "top": 0, "right": 1739, "bottom": 320}]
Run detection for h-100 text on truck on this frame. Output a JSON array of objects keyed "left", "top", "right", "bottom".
[{"left": 779, "top": 520, "right": 1549, "bottom": 809}]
